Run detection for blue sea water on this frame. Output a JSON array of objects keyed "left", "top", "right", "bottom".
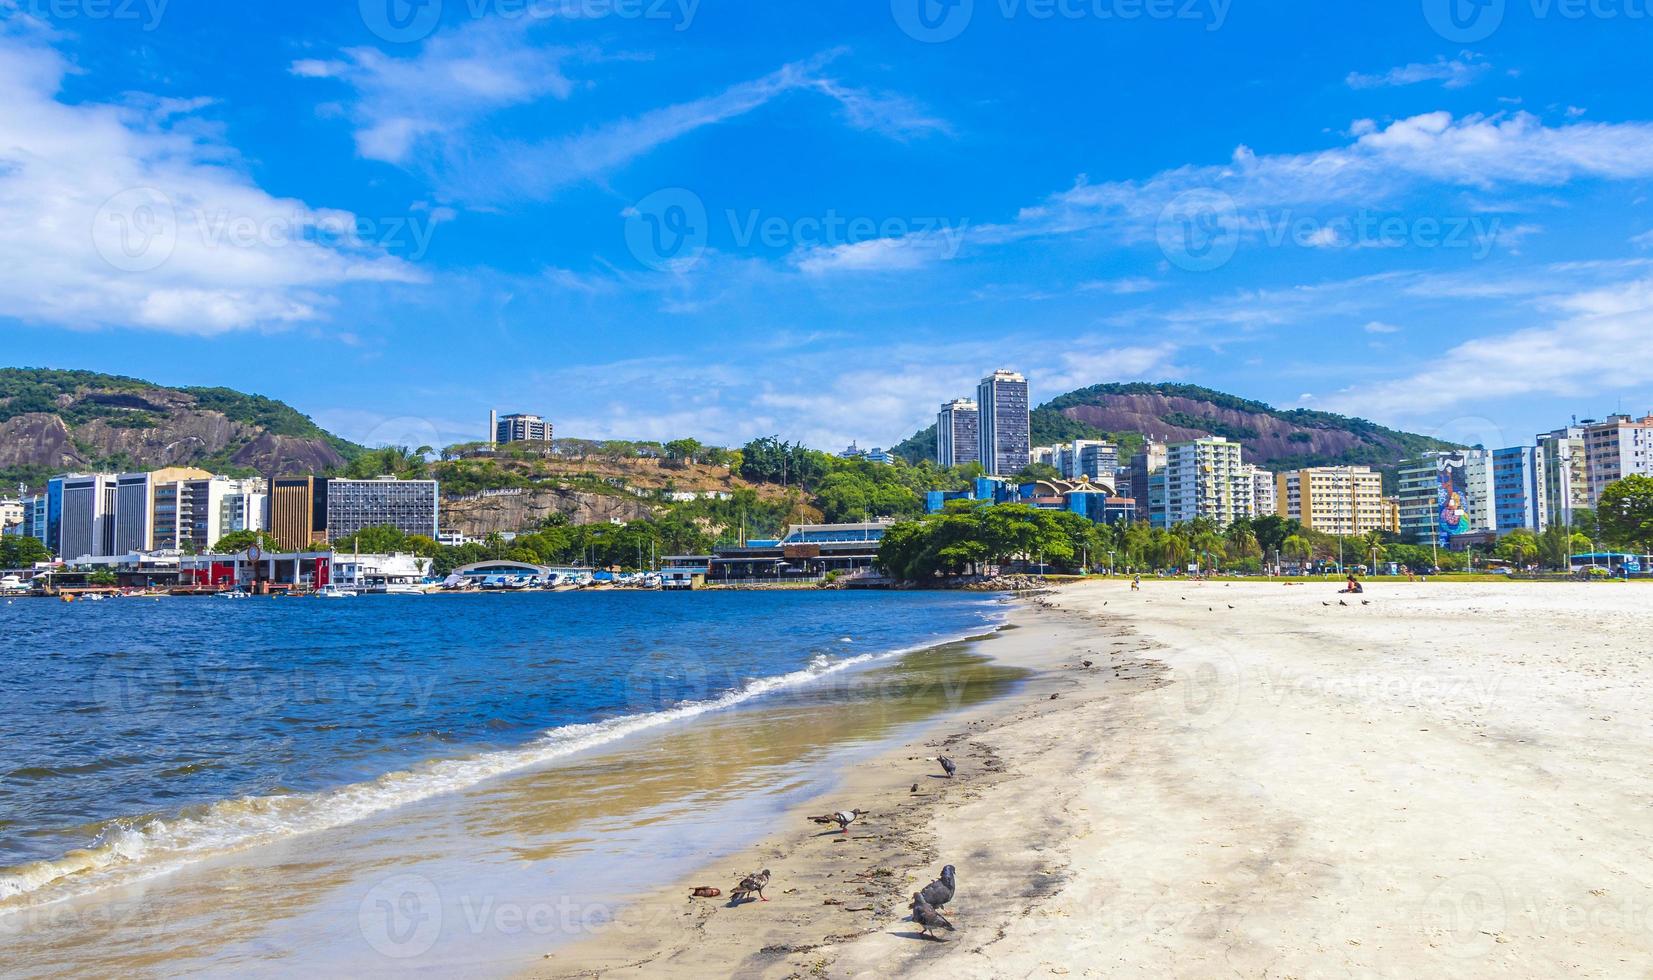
[{"left": 0, "top": 590, "right": 1001, "bottom": 901}]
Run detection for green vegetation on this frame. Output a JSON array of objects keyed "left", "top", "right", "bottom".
[
  {"left": 1162, "top": 412, "right": 1259, "bottom": 442},
  {"left": 211, "top": 530, "right": 284, "bottom": 554},
  {"left": 877, "top": 503, "right": 1102, "bottom": 580},
  {"left": 1597, "top": 475, "right": 1653, "bottom": 555},
  {"left": 0, "top": 536, "right": 51, "bottom": 568}
]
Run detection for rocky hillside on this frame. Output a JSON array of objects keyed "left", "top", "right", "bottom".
[
  {"left": 895, "top": 382, "right": 1457, "bottom": 477},
  {"left": 0, "top": 369, "right": 360, "bottom": 488}
]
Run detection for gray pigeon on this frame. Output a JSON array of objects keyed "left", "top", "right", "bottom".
[
  {"left": 810, "top": 808, "right": 867, "bottom": 834},
  {"left": 916, "top": 864, "right": 956, "bottom": 908},
  {"left": 910, "top": 893, "right": 955, "bottom": 939},
  {"left": 937, "top": 756, "right": 956, "bottom": 778},
  {"left": 731, "top": 869, "right": 770, "bottom": 903}
]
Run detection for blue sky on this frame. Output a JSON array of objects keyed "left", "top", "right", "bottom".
[{"left": 3, "top": 0, "right": 1653, "bottom": 454}]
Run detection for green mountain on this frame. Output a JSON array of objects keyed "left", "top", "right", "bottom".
[
  {"left": 0, "top": 368, "right": 363, "bottom": 489},
  {"left": 893, "top": 381, "right": 1458, "bottom": 480}
]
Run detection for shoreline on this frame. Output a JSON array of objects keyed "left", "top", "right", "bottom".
[
  {"left": 522, "top": 591, "right": 1141, "bottom": 978},
  {"left": 526, "top": 579, "right": 1653, "bottom": 979}
]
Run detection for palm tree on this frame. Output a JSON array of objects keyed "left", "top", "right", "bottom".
[{"left": 1282, "top": 534, "right": 1313, "bottom": 565}]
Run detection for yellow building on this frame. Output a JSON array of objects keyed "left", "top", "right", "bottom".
[{"left": 1275, "top": 466, "right": 1395, "bottom": 535}]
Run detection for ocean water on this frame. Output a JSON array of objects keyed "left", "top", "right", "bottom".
[{"left": 0, "top": 590, "right": 1003, "bottom": 911}]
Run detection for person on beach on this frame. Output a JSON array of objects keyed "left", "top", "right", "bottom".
[
  {"left": 1131, "top": 574, "right": 1141, "bottom": 592},
  {"left": 1341, "top": 574, "right": 1363, "bottom": 595}
]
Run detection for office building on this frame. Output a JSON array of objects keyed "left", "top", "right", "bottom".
[
  {"left": 1163, "top": 437, "right": 1253, "bottom": 526},
  {"left": 496, "top": 413, "right": 554, "bottom": 445},
  {"left": 1030, "top": 445, "right": 1058, "bottom": 468},
  {"left": 1491, "top": 446, "right": 1548, "bottom": 534},
  {"left": 59, "top": 473, "right": 119, "bottom": 561},
  {"left": 976, "top": 370, "right": 1030, "bottom": 477},
  {"left": 324, "top": 477, "right": 440, "bottom": 542},
  {"left": 1275, "top": 466, "right": 1393, "bottom": 536},
  {"left": 270, "top": 476, "right": 329, "bottom": 551},
  {"left": 1131, "top": 441, "right": 1167, "bottom": 525},
  {"left": 0, "top": 497, "right": 21, "bottom": 533},
  {"left": 936, "top": 399, "right": 980, "bottom": 468},
  {"left": 1536, "top": 425, "right": 1591, "bottom": 530},
  {"left": 1581, "top": 414, "right": 1653, "bottom": 504}
]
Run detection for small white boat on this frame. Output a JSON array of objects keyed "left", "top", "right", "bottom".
[
  {"left": 380, "top": 583, "right": 425, "bottom": 595},
  {"left": 314, "top": 585, "right": 358, "bottom": 599},
  {"left": 216, "top": 589, "right": 251, "bottom": 600}
]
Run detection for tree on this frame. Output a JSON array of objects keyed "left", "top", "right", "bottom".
[
  {"left": 212, "top": 530, "right": 283, "bottom": 554},
  {"left": 331, "top": 525, "right": 411, "bottom": 554},
  {"left": 0, "top": 535, "right": 51, "bottom": 567},
  {"left": 1282, "top": 534, "right": 1313, "bottom": 563},
  {"left": 1597, "top": 475, "right": 1653, "bottom": 555},
  {"left": 1495, "top": 529, "right": 1540, "bottom": 567},
  {"left": 663, "top": 439, "right": 704, "bottom": 466}
]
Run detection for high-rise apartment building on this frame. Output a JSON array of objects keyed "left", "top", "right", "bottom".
[
  {"left": 1131, "top": 441, "right": 1167, "bottom": 525},
  {"left": 1536, "top": 425, "right": 1591, "bottom": 529},
  {"left": 496, "top": 413, "right": 554, "bottom": 445},
  {"left": 1249, "top": 466, "right": 1276, "bottom": 519},
  {"left": 1581, "top": 414, "right": 1653, "bottom": 504},
  {"left": 1275, "top": 466, "right": 1393, "bottom": 536},
  {"left": 1059, "top": 440, "right": 1118, "bottom": 484},
  {"left": 1491, "top": 446, "right": 1548, "bottom": 534},
  {"left": 936, "top": 399, "right": 980, "bottom": 468},
  {"left": 976, "top": 370, "right": 1030, "bottom": 477},
  {"left": 1398, "top": 450, "right": 1495, "bottom": 545},
  {"left": 1163, "top": 438, "right": 1253, "bottom": 526}
]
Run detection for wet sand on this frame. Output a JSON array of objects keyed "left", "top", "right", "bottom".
[
  {"left": 530, "top": 580, "right": 1653, "bottom": 979},
  {"left": 0, "top": 628, "right": 1028, "bottom": 977}
]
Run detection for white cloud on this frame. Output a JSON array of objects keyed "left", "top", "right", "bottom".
[
  {"left": 1346, "top": 54, "right": 1492, "bottom": 90},
  {"left": 289, "top": 18, "right": 576, "bottom": 165},
  {"left": 1633, "top": 230, "right": 1653, "bottom": 250},
  {"left": 1323, "top": 274, "right": 1653, "bottom": 424},
  {"left": 0, "top": 27, "right": 421, "bottom": 335},
  {"left": 1363, "top": 320, "right": 1401, "bottom": 333}
]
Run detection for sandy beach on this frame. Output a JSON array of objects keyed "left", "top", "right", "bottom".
[{"left": 530, "top": 580, "right": 1653, "bottom": 979}]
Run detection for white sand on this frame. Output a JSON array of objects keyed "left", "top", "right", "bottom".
[{"left": 838, "top": 580, "right": 1653, "bottom": 979}]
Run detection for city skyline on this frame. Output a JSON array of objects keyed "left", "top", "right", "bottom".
[{"left": 1, "top": 6, "right": 1652, "bottom": 453}]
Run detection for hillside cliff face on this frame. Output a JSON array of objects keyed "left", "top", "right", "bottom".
[
  {"left": 0, "top": 369, "right": 357, "bottom": 486},
  {"left": 440, "top": 489, "right": 656, "bottom": 537}
]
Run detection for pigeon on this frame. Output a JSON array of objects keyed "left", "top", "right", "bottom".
[
  {"left": 731, "top": 869, "right": 771, "bottom": 903},
  {"left": 1362, "top": 600, "right": 1371, "bottom": 606},
  {"left": 1339, "top": 600, "right": 1349, "bottom": 607},
  {"left": 1227, "top": 605, "right": 1235, "bottom": 610},
  {"left": 810, "top": 809, "right": 867, "bottom": 834},
  {"left": 1082, "top": 660, "right": 1094, "bottom": 668},
  {"left": 916, "top": 865, "right": 956, "bottom": 909},
  {"left": 937, "top": 756, "right": 957, "bottom": 778},
  {"left": 910, "top": 893, "right": 955, "bottom": 940}
]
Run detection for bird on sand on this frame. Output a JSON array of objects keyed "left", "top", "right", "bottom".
[
  {"left": 937, "top": 756, "right": 957, "bottom": 778},
  {"left": 731, "top": 869, "right": 771, "bottom": 903},
  {"left": 1362, "top": 600, "right": 1371, "bottom": 606},
  {"left": 810, "top": 809, "right": 867, "bottom": 833},
  {"left": 910, "top": 893, "right": 955, "bottom": 939},
  {"left": 1339, "top": 600, "right": 1349, "bottom": 607},
  {"left": 916, "top": 864, "right": 956, "bottom": 909}
]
